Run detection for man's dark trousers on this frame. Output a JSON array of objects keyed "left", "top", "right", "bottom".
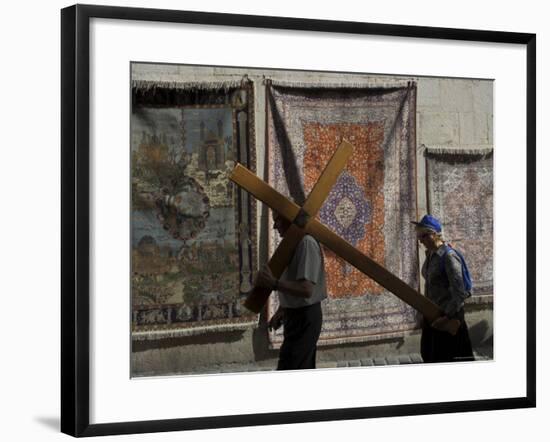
[{"left": 277, "top": 303, "right": 322, "bottom": 370}]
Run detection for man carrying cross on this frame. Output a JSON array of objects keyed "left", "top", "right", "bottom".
[{"left": 254, "top": 211, "right": 327, "bottom": 370}]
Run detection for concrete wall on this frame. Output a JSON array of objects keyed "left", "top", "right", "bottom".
[{"left": 131, "top": 64, "right": 493, "bottom": 377}]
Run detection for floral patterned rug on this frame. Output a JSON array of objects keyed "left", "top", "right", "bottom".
[{"left": 426, "top": 148, "right": 494, "bottom": 299}]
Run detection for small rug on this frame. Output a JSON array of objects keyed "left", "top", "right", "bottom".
[{"left": 425, "top": 147, "right": 494, "bottom": 299}]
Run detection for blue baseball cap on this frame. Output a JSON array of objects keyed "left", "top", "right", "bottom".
[{"left": 411, "top": 214, "right": 442, "bottom": 233}]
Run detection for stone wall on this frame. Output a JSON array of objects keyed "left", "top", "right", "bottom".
[{"left": 131, "top": 64, "right": 493, "bottom": 376}]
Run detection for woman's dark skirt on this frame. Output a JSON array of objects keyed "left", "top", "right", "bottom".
[{"left": 421, "top": 309, "right": 474, "bottom": 363}]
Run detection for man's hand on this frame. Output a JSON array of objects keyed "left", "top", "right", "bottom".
[
  {"left": 431, "top": 316, "right": 461, "bottom": 336},
  {"left": 268, "top": 308, "right": 284, "bottom": 331},
  {"left": 254, "top": 264, "right": 314, "bottom": 299},
  {"left": 255, "top": 264, "right": 277, "bottom": 290}
]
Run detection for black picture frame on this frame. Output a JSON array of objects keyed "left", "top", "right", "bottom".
[{"left": 61, "top": 4, "right": 536, "bottom": 437}]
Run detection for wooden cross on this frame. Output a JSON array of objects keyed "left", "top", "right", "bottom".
[{"left": 229, "top": 140, "right": 459, "bottom": 334}]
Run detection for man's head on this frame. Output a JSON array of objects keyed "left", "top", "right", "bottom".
[
  {"left": 411, "top": 214, "right": 444, "bottom": 250},
  {"left": 272, "top": 211, "right": 291, "bottom": 237}
]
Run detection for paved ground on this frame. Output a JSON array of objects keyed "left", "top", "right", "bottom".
[{"left": 153, "top": 349, "right": 493, "bottom": 377}]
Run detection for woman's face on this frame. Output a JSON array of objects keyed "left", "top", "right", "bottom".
[{"left": 416, "top": 229, "right": 438, "bottom": 250}]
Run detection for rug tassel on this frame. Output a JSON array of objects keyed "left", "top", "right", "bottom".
[
  {"left": 132, "top": 80, "right": 244, "bottom": 91},
  {"left": 424, "top": 145, "right": 493, "bottom": 156},
  {"left": 132, "top": 319, "right": 259, "bottom": 341},
  {"left": 268, "top": 79, "right": 415, "bottom": 89}
]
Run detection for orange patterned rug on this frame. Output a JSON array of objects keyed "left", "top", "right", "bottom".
[{"left": 266, "top": 82, "right": 420, "bottom": 347}]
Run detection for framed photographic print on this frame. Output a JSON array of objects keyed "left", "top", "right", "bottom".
[{"left": 61, "top": 4, "right": 536, "bottom": 437}]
